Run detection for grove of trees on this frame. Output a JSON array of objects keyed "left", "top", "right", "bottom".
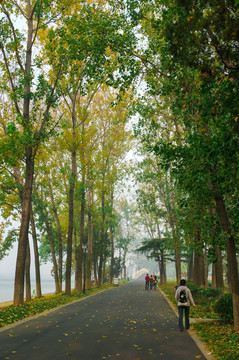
[{"left": 0, "top": 0, "right": 238, "bottom": 330}]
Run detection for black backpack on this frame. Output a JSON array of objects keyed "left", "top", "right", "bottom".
[{"left": 178, "top": 289, "right": 187, "bottom": 303}]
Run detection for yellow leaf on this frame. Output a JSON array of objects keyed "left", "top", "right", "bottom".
[{"left": 195, "top": 356, "right": 201, "bottom": 359}]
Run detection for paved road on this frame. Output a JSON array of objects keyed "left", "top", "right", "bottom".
[{"left": 0, "top": 277, "right": 207, "bottom": 360}]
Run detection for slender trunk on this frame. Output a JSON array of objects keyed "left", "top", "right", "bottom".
[
  {"left": 214, "top": 245, "right": 224, "bottom": 289},
  {"left": 30, "top": 208, "right": 42, "bottom": 297},
  {"left": 193, "top": 231, "right": 205, "bottom": 287},
  {"left": 86, "top": 189, "right": 93, "bottom": 289},
  {"left": 204, "top": 246, "right": 208, "bottom": 288},
  {"left": 123, "top": 249, "right": 127, "bottom": 280},
  {"left": 74, "top": 230, "right": 80, "bottom": 289},
  {"left": 76, "top": 180, "right": 85, "bottom": 291},
  {"left": 49, "top": 181, "right": 63, "bottom": 291},
  {"left": 65, "top": 149, "right": 76, "bottom": 295},
  {"left": 109, "top": 190, "right": 114, "bottom": 284},
  {"left": 187, "top": 251, "right": 194, "bottom": 281},
  {"left": 213, "top": 185, "right": 239, "bottom": 330},
  {"left": 25, "top": 237, "right": 31, "bottom": 302},
  {"left": 14, "top": 0, "right": 34, "bottom": 306},
  {"left": 159, "top": 252, "right": 165, "bottom": 284},
  {"left": 44, "top": 217, "right": 60, "bottom": 293},
  {"left": 94, "top": 258, "right": 99, "bottom": 287},
  {"left": 14, "top": 153, "right": 34, "bottom": 305},
  {"left": 102, "top": 258, "right": 106, "bottom": 285}
]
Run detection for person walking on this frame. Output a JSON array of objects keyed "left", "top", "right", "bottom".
[
  {"left": 149, "top": 275, "right": 155, "bottom": 290},
  {"left": 145, "top": 273, "right": 150, "bottom": 290},
  {"left": 153, "top": 275, "right": 158, "bottom": 290},
  {"left": 175, "top": 279, "right": 196, "bottom": 331}
]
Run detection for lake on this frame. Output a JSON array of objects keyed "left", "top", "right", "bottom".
[{"left": 0, "top": 278, "right": 60, "bottom": 303}]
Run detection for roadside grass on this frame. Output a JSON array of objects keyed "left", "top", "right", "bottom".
[
  {"left": 0, "top": 284, "right": 113, "bottom": 328},
  {"left": 159, "top": 283, "right": 239, "bottom": 360}
]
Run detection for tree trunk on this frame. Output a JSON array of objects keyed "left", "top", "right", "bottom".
[
  {"left": 86, "top": 189, "right": 93, "bottom": 289},
  {"left": 214, "top": 245, "right": 224, "bottom": 289},
  {"left": 44, "top": 217, "right": 60, "bottom": 293},
  {"left": 193, "top": 231, "right": 205, "bottom": 287},
  {"left": 65, "top": 150, "right": 76, "bottom": 295},
  {"left": 94, "top": 258, "right": 99, "bottom": 287},
  {"left": 74, "top": 230, "right": 80, "bottom": 290},
  {"left": 14, "top": 153, "right": 34, "bottom": 305},
  {"left": 204, "top": 246, "right": 208, "bottom": 288},
  {"left": 25, "top": 237, "right": 31, "bottom": 302},
  {"left": 30, "top": 208, "right": 42, "bottom": 298},
  {"left": 76, "top": 181, "right": 85, "bottom": 291},
  {"left": 49, "top": 181, "right": 63, "bottom": 292},
  {"left": 213, "top": 187, "right": 239, "bottom": 330},
  {"left": 187, "top": 251, "right": 194, "bottom": 281}
]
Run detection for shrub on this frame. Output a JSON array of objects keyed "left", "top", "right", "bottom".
[{"left": 212, "top": 293, "right": 233, "bottom": 321}]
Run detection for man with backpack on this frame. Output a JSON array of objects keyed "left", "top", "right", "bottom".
[{"left": 175, "top": 279, "right": 196, "bottom": 331}]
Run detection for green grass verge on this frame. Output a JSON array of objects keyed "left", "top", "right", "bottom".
[
  {"left": 0, "top": 284, "right": 113, "bottom": 328},
  {"left": 160, "top": 283, "right": 239, "bottom": 360}
]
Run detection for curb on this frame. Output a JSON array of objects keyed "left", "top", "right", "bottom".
[{"left": 159, "top": 288, "right": 218, "bottom": 360}]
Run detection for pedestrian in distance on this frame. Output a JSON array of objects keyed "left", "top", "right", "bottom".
[
  {"left": 145, "top": 273, "right": 150, "bottom": 290},
  {"left": 153, "top": 275, "right": 157, "bottom": 290},
  {"left": 175, "top": 279, "right": 196, "bottom": 332},
  {"left": 149, "top": 275, "right": 155, "bottom": 290}
]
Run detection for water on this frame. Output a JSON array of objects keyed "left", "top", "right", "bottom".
[{"left": 0, "top": 278, "right": 58, "bottom": 303}]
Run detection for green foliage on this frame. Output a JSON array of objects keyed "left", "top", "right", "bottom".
[
  {"left": 193, "top": 321, "right": 239, "bottom": 360},
  {"left": 213, "top": 293, "right": 233, "bottom": 322}
]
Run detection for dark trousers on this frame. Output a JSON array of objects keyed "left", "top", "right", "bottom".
[{"left": 178, "top": 306, "right": 190, "bottom": 330}]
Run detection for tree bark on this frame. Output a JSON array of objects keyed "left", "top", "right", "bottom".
[
  {"left": 65, "top": 149, "right": 76, "bottom": 295},
  {"left": 14, "top": 153, "right": 34, "bottom": 305},
  {"left": 25, "top": 237, "right": 31, "bottom": 302},
  {"left": 193, "top": 231, "right": 205, "bottom": 287},
  {"left": 187, "top": 251, "right": 194, "bottom": 281},
  {"left": 86, "top": 188, "right": 93, "bottom": 289},
  {"left": 213, "top": 186, "right": 239, "bottom": 330},
  {"left": 30, "top": 208, "right": 42, "bottom": 298},
  {"left": 44, "top": 217, "right": 61, "bottom": 293}
]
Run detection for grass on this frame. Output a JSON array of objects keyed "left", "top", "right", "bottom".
[
  {"left": 0, "top": 284, "right": 113, "bottom": 328},
  {"left": 159, "top": 282, "right": 239, "bottom": 360}
]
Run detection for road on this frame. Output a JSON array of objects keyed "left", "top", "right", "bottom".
[{"left": 0, "top": 277, "right": 208, "bottom": 360}]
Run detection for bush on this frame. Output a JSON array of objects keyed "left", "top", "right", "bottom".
[
  {"left": 186, "top": 281, "right": 223, "bottom": 304},
  {"left": 212, "top": 293, "right": 233, "bottom": 321}
]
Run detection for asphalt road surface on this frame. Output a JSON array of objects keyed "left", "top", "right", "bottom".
[{"left": 0, "top": 277, "right": 207, "bottom": 360}]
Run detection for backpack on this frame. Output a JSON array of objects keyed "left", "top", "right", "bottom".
[{"left": 178, "top": 289, "right": 187, "bottom": 303}]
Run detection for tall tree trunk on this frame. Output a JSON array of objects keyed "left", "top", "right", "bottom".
[
  {"left": 25, "top": 237, "right": 31, "bottom": 302},
  {"left": 74, "top": 230, "right": 80, "bottom": 290},
  {"left": 13, "top": 0, "right": 34, "bottom": 305},
  {"left": 213, "top": 186, "right": 239, "bottom": 330},
  {"left": 44, "top": 217, "right": 60, "bottom": 293},
  {"left": 75, "top": 180, "right": 85, "bottom": 291},
  {"left": 65, "top": 149, "right": 76, "bottom": 295},
  {"left": 48, "top": 180, "right": 63, "bottom": 292},
  {"left": 193, "top": 231, "right": 205, "bottom": 287},
  {"left": 204, "top": 246, "right": 208, "bottom": 288},
  {"left": 187, "top": 251, "right": 194, "bottom": 281},
  {"left": 14, "top": 154, "right": 34, "bottom": 305},
  {"left": 109, "top": 189, "right": 114, "bottom": 284},
  {"left": 30, "top": 208, "right": 42, "bottom": 298},
  {"left": 94, "top": 258, "right": 99, "bottom": 287},
  {"left": 214, "top": 245, "right": 224, "bottom": 289},
  {"left": 86, "top": 188, "right": 93, "bottom": 289}
]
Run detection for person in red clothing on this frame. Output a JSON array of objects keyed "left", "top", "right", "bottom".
[{"left": 145, "top": 274, "right": 150, "bottom": 290}]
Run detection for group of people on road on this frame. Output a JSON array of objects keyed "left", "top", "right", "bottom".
[
  {"left": 145, "top": 273, "right": 158, "bottom": 290},
  {"left": 145, "top": 273, "right": 196, "bottom": 332}
]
